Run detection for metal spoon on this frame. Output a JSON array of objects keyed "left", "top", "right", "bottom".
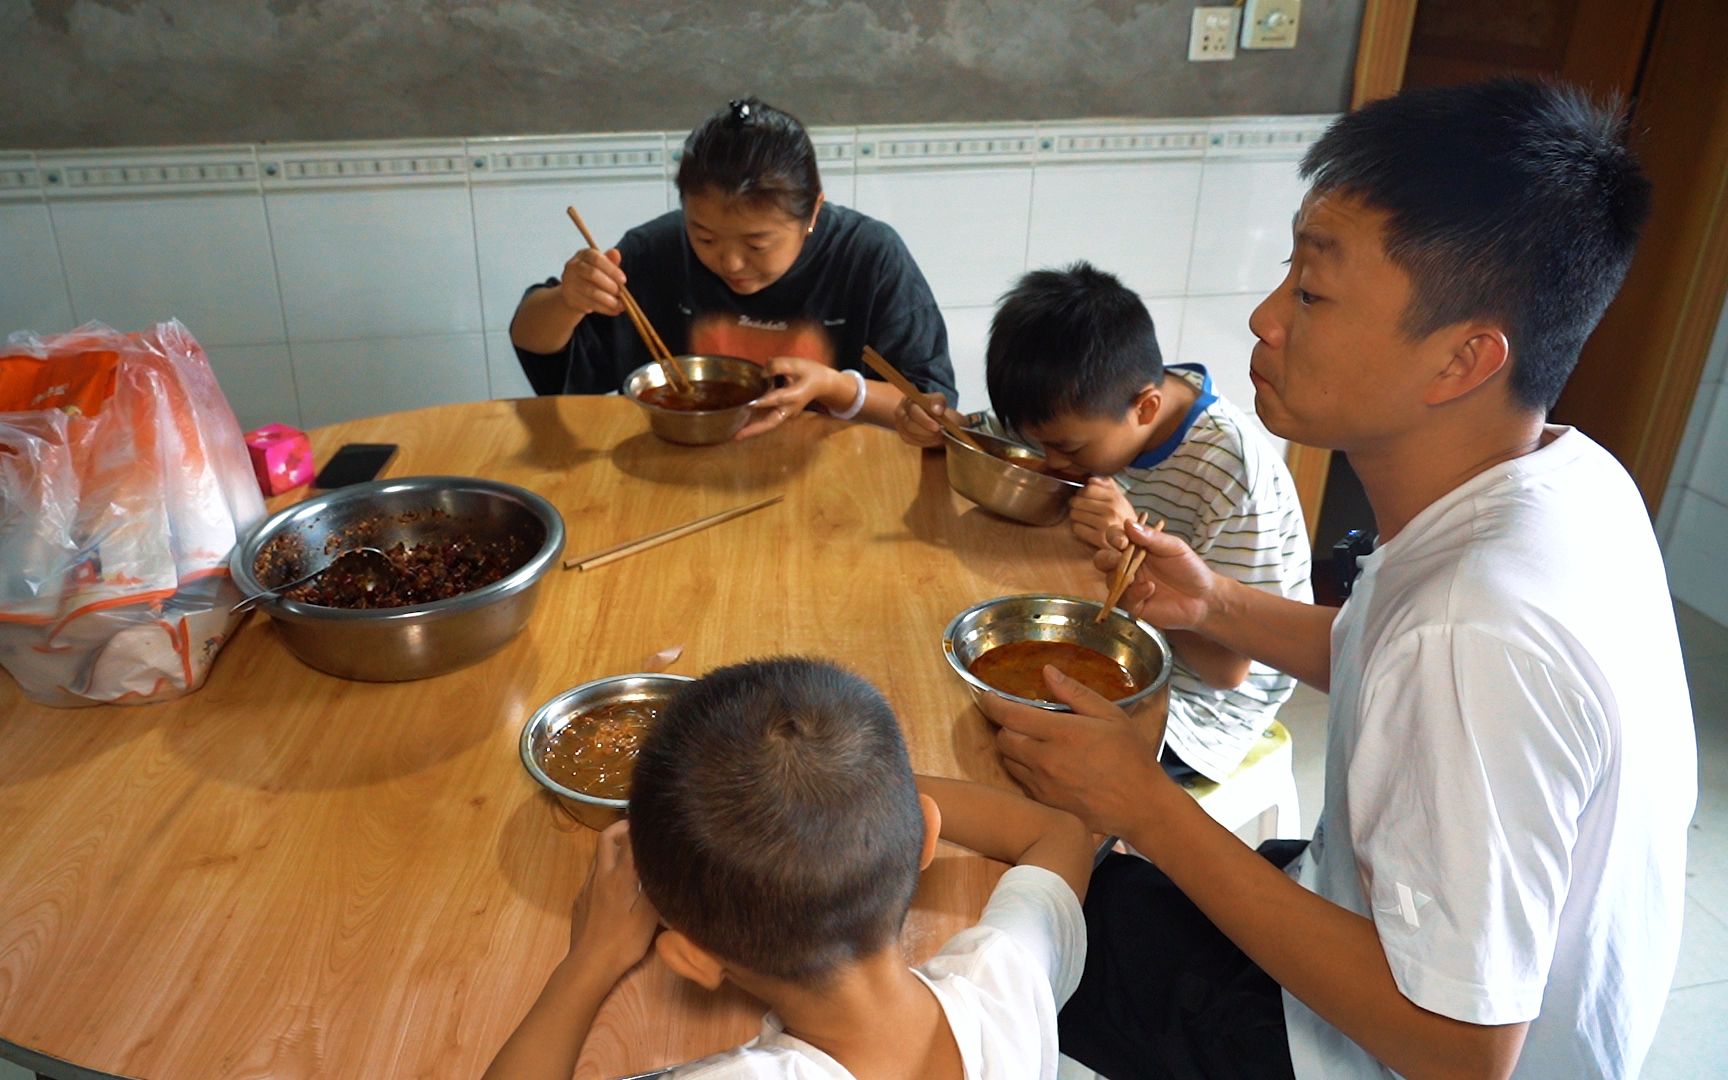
[{"left": 230, "top": 546, "right": 396, "bottom": 614}]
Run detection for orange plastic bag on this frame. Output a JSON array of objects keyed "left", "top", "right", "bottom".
[{"left": 0, "top": 321, "right": 265, "bottom": 706}]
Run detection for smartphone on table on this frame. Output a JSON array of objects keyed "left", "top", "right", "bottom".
[{"left": 312, "top": 443, "right": 398, "bottom": 490}]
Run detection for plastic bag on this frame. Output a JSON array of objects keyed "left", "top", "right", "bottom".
[{"left": 0, "top": 320, "right": 265, "bottom": 706}]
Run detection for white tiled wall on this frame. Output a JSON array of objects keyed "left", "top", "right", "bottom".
[
  {"left": 0, "top": 117, "right": 1330, "bottom": 439},
  {"left": 51, "top": 190, "right": 285, "bottom": 345},
  {"left": 0, "top": 199, "right": 72, "bottom": 332},
  {"left": 261, "top": 144, "right": 484, "bottom": 341},
  {"left": 1179, "top": 293, "right": 1268, "bottom": 440},
  {"left": 1027, "top": 158, "right": 1204, "bottom": 300},
  {"left": 1661, "top": 296, "right": 1728, "bottom": 627}
]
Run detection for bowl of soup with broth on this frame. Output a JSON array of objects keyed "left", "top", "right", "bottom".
[
  {"left": 941, "top": 429, "right": 1085, "bottom": 526},
  {"left": 623, "top": 355, "right": 772, "bottom": 445},
  {"left": 943, "top": 594, "right": 1172, "bottom": 749},
  {"left": 520, "top": 673, "right": 694, "bottom": 829}
]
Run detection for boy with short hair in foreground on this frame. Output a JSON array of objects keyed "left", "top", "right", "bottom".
[
  {"left": 484, "top": 656, "right": 1092, "bottom": 1079},
  {"left": 898, "top": 264, "right": 1311, "bottom": 783}
]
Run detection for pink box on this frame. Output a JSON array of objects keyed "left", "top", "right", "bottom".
[{"left": 244, "top": 423, "right": 314, "bottom": 496}]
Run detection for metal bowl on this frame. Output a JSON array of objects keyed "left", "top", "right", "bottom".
[
  {"left": 943, "top": 593, "right": 1173, "bottom": 746},
  {"left": 623, "top": 355, "right": 772, "bottom": 445},
  {"left": 520, "top": 673, "right": 694, "bottom": 830},
  {"left": 943, "top": 428, "right": 1084, "bottom": 526},
  {"left": 230, "top": 476, "right": 566, "bottom": 681}
]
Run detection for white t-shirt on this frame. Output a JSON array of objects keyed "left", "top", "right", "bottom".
[
  {"left": 672, "top": 865, "right": 1087, "bottom": 1079},
  {"left": 1282, "top": 427, "right": 1696, "bottom": 1079},
  {"left": 1114, "top": 366, "right": 1313, "bottom": 782}
]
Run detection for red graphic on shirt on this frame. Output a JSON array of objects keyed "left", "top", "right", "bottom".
[{"left": 690, "top": 314, "right": 836, "bottom": 370}]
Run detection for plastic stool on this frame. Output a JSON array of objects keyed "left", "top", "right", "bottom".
[{"left": 1180, "top": 719, "right": 1301, "bottom": 845}]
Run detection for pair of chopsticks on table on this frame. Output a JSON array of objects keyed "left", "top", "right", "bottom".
[
  {"left": 859, "top": 346, "right": 986, "bottom": 453},
  {"left": 565, "top": 205, "right": 693, "bottom": 395},
  {"left": 1096, "top": 513, "right": 1165, "bottom": 622},
  {"left": 562, "top": 494, "right": 785, "bottom": 571}
]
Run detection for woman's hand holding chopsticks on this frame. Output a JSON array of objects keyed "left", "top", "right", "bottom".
[
  {"left": 565, "top": 206, "right": 691, "bottom": 392},
  {"left": 509, "top": 247, "right": 628, "bottom": 355},
  {"left": 558, "top": 248, "right": 628, "bottom": 318},
  {"left": 554, "top": 248, "right": 628, "bottom": 318}
]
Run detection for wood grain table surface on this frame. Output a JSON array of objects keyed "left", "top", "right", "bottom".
[{"left": 0, "top": 396, "right": 1113, "bottom": 1079}]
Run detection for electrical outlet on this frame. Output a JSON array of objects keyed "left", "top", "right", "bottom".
[
  {"left": 1189, "top": 6, "right": 1241, "bottom": 62},
  {"left": 1241, "top": 0, "right": 1301, "bottom": 49}
]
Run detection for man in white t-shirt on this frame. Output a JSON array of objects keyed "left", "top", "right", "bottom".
[
  {"left": 485, "top": 657, "right": 1092, "bottom": 1080},
  {"left": 989, "top": 78, "right": 1695, "bottom": 1079}
]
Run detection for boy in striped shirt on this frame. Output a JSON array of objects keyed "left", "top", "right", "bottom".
[{"left": 897, "top": 262, "right": 1311, "bottom": 782}]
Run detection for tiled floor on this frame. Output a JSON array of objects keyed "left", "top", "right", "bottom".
[
  {"left": 1649, "top": 603, "right": 1728, "bottom": 1077},
  {"left": 4, "top": 606, "right": 1725, "bottom": 1079}
]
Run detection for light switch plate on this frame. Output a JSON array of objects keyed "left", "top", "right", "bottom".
[
  {"left": 1242, "top": 0, "right": 1301, "bottom": 49},
  {"left": 1189, "top": 6, "right": 1241, "bottom": 62}
]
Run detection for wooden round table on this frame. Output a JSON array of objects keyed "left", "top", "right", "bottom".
[{"left": 0, "top": 397, "right": 1109, "bottom": 1079}]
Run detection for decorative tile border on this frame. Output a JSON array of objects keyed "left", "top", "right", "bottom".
[
  {"left": 6, "top": 115, "right": 1341, "bottom": 197},
  {"left": 1202, "top": 116, "right": 1336, "bottom": 159},
  {"left": 854, "top": 124, "right": 1038, "bottom": 170},
  {"left": 34, "top": 146, "right": 260, "bottom": 198},
  {"left": 663, "top": 127, "right": 854, "bottom": 172},
  {"left": 468, "top": 133, "right": 667, "bottom": 184},
  {"left": 258, "top": 140, "right": 468, "bottom": 189},
  {"left": 810, "top": 128, "right": 858, "bottom": 168},
  {"left": 1034, "top": 122, "right": 1209, "bottom": 162},
  {"left": 0, "top": 153, "right": 41, "bottom": 202}
]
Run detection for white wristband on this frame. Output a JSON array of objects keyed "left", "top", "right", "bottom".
[{"left": 830, "top": 368, "right": 868, "bottom": 421}]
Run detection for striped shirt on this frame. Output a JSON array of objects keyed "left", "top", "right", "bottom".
[{"left": 1117, "top": 365, "right": 1312, "bottom": 781}]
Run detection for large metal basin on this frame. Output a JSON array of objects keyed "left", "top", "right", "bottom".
[{"left": 230, "top": 476, "right": 565, "bottom": 681}]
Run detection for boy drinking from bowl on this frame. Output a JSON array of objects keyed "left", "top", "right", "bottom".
[
  {"left": 484, "top": 656, "right": 1093, "bottom": 1080},
  {"left": 898, "top": 263, "right": 1311, "bottom": 784}
]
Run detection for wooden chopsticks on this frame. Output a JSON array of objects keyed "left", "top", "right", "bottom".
[
  {"left": 1096, "top": 514, "right": 1164, "bottom": 622},
  {"left": 859, "top": 345, "right": 986, "bottom": 452},
  {"left": 562, "top": 494, "right": 785, "bottom": 571},
  {"left": 565, "top": 205, "right": 692, "bottom": 394}
]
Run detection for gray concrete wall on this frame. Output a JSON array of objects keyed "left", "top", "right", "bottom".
[{"left": 2, "top": 0, "right": 1364, "bottom": 150}]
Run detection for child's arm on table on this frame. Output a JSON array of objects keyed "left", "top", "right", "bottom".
[
  {"left": 915, "top": 774, "right": 1093, "bottom": 902},
  {"left": 483, "top": 821, "right": 659, "bottom": 1080}
]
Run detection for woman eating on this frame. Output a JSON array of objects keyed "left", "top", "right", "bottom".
[{"left": 510, "top": 97, "right": 956, "bottom": 440}]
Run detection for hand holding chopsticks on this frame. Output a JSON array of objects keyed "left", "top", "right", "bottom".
[
  {"left": 859, "top": 346, "right": 986, "bottom": 453},
  {"left": 1096, "top": 514, "right": 1165, "bottom": 622},
  {"left": 565, "top": 205, "right": 692, "bottom": 394}
]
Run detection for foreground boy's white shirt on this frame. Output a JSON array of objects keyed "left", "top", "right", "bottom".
[
  {"left": 1283, "top": 427, "right": 1697, "bottom": 1079},
  {"left": 673, "top": 865, "right": 1086, "bottom": 1079}
]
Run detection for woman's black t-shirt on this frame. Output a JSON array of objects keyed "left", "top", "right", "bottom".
[{"left": 512, "top": 203, "right": 956, "bottom": 405}]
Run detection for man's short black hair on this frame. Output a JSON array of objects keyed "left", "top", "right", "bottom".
[
  {"left": 1301, "top": 77, "right": 1651, "bottom": 412},
  {"left": 985, "top": 261, "right": 1165, "bottom": 431},
  {"left": 629, "top": 657, "right": 925, "bottom": 984},
  {"left": 677, "top": 96, "right": 823, "bottom": 220}
]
